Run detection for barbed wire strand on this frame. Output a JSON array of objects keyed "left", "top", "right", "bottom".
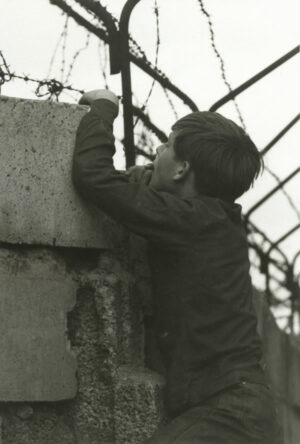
[
  {"left": 65, "top": 31, "right": 91, "bottom": 83},
  {"left": 134, "top": 0, "right": 160, "bottom": 127},
  {"left": 264, "top": 165, "right": 300, "bottom": 221},
  {"left": 46, "top": 18, "right": 67, "bottom": 79},
  {"left": 197, "top": 0, "right": 300, "bottom": 225},
  {"left": 0, "top": 50, "right": 84, "bottom": 100},
  {"left": 65, "top": 0, "right": 185, "bottom": 126},
  {"left": 75, "top": 0, "right": 181, "bottom": 105},
  {"left": 197, "top": 0, "right": 246, "bottom": 131},
  {"left": 60, "top": 15, "right": 69, "bottom": 82},
  {"left": 197, "top": 1, "right": 300, "bottom": 319},
  {"left": 163, "top": 88, "right": 178, "bottom": 120}
]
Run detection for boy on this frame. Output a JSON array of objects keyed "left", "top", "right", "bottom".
[{"left": 72, "top": 89, "right": 281, "bottom": 443}]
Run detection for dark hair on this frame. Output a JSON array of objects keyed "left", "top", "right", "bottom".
[{"left": 172, "top": 111, "right": 263, "bottom": 201}]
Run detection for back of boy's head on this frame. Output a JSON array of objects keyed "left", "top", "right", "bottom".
[{"left": 172, "top": 111, "right": 263, "bottom": 202}]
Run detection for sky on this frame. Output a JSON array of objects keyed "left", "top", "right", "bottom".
[{"left": 0, "top": 0, "right": 299, "bottom": 327}]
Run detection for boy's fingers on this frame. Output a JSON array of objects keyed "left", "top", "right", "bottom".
[
  {"left": 79, "top": 95, "right": 90, "bottom": 105},
  {"left": 78, "top": 89, "right": 119, "bottom": 108}
]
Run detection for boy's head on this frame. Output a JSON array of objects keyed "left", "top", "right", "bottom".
[{"left": 150, "top": 111, "right": 263, "bottom": 201}]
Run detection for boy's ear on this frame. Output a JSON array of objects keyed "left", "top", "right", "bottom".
[{"left": 173, "top": 160, "right": 191, "bottom": 182}]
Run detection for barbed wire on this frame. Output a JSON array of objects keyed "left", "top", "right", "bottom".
[
  {"left": 163, "top": 88, "right": 179, "bottom": 120},
  {"left": 65, "top": 31, "right": 91, "bottom": 83},
  {"left": 135, "top": 126, "right": 155, "bottom": 160},
  {"left": 264, "top": 165, "right": 300, "bottom": 221},
  {"left": 196, "top": 0, "right": 300, "bottom": 324},
  {"left": 60, "top": 15, "right": 69, "bottom": 82},
  {"left": 134, "top": 0, "right": 160, "bottom": 127},
  {"left": 74, "top": 0, "right": 184, "bottom": 117},
  {"left": 46, "top": 8, "right": 91, "bottom": 87},
  {"left": 197, "top": 0, "right": 246, "bottom": 131},
  {"left": 46, "top": 19, "right": 68, "bottom": 79},
  {"left": 197, "top": 0, "right": 300, "bottom": 226},
  {"left": 0, "top": 50, "right": 84, "bottom": 100}
]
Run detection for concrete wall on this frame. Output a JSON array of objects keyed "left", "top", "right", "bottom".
[
  {"left": 0, "top": 96, "right": 166, "bottom": 444},
  {"left": 0, "top": 95, "right": 299, "bottom": 443}
]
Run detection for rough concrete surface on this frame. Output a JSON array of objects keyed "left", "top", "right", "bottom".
[
  {"left": 1, "top": 403, "right": 75, "bottom": 444},
  {"left": 114, "top": 365, "right": 167, "bottom": 444},
  {"left": 288, "top": 336, "right": 300, "bottom": 408},
  {"left": 0, "top": 96, "right": 124, "bottom": 249},
  {"left": 253, "top": 291, "right": 289, "bottom": 398},
  {"left": 0, "top": 246, "right": 141, "bottom": 443},
  {"left": 0, "top": 247, "right": 77, "bottom": 401},
  {"left": 0, "top": 244, "right": 149, "bottom": 444},
  {"left": 68, "top": 250, "right": 145, "bottom": 443}
]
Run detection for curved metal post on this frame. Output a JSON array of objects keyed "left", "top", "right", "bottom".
[
  {"left": 74, "top": 0, "right": 121, "bottom": 74},
  {"left": 266, "top": 225, "right": 300, "bottom": 322},
  {"left": 131, "top": 57, "right": 198, "bottom": 111},
  {"left": 261, "top": 114, "right": 300, "bottom": 156},
  {"left": 133, "top": 106, "right": 168, "bottom": 142},
  {"left": 291, "top": 251, "right": 300, "bottom": 307},
  {"left": 209, "top": 45, "right": 300, "bottom": 112},
  {"left": 51, "top": 0, "right": 198, "bottom": 111},
  {"left": 120, "top": 0, "right": 141, "bottom": 167},
  {"left": 245, "top": 167, "right": 300, "bottom": 220},
  {"left": 293, "top": 250, "right": 300, "bottom": 271},
  {"left": 246, "top": 220, "right": 288, "bottom": 265},
  {"left": 266, "top": 224, "right": 300, "bottom": 257}
]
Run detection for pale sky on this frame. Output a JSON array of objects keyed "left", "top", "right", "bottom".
[{"left": 1, "top": 0, "right": 300, "bottom": 324}]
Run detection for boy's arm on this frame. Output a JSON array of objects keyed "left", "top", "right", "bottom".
[{"left": 72, "top": 91, "right": 192, "bottom": 245}]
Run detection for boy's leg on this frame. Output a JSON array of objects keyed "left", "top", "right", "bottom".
[{"left": 145, "top": 382, "right": 283, "bottom": 444}]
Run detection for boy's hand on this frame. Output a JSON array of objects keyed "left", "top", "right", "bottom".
[
  {"left": 125, "top": 164, "right": 153, "bottom": 185},
  {"left": 79, "top": 89, "right": 119, "bottom": 111}
]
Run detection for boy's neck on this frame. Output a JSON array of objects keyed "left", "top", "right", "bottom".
[{"left": 173, "top": 178, "right": 199, "bottom": 199}]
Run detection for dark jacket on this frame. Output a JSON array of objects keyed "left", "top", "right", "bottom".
[{"left": 73, "top": 99, "right": 265, "bottom": 415}]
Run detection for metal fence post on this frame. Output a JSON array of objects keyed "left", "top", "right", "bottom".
[{"left": 120, "top": 0, "right": 141, "bottom": 168}]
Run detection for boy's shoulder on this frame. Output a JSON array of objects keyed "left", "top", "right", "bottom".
[{"left": 187, "top": 194, "right": 242, "bottom": 223}]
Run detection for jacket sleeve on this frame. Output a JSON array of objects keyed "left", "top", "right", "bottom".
[{"left": 72, "top": 99, "right": 195, "bottom": 246}]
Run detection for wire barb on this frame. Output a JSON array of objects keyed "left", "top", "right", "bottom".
[
  {"left": 134, "top": 0, "right": 160, "bottom": 127},
  {"left": 65, "top": 32, "right": 91, "bottom": 84},
  {"left": 264, "top": 166, "right": 300, "bottom": 222},
  {"left": 60, "top": 15, "right": 69, "bottom": 82},
  {"left": 197, "top": 0, "right": 300, "bottom": 227},
  {"left": 0, "top": 51, "right": 13, "bottom": 85},
  {"left": 197, "top": 0, "right": 246, "bottom": 131},
  {"left": 0, "top": 50, "right": 84, "bottom": 100}
]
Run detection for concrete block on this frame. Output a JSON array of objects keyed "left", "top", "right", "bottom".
[
  {"left": 261, "top": 306, "right": 288, "bottom": 399},
  {"left": 114, "top": 365, "right": 167, "bottom": 444},
  {"left": 2, "top": 405, "right": 75, "bottom": 444},
  {"left": 280, "top": 402, "right": 300, "bottom": 444},
  {"left": 287, "top": 337, "right": 300, "bottom": 408},
  {"left": 0, "top": 96, "right": 124, "bottom": 249},
  {"left": 0, "top": 248, "right": 77, "bottom": 401}
]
